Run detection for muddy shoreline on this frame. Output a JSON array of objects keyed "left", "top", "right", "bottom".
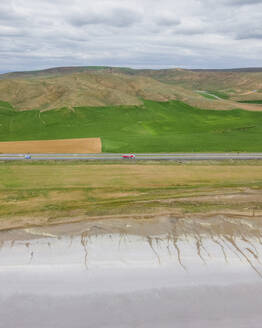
[
  {"left": 1, "top": 215, "right": 262, "bottom": 276},
  {"left": 1, "top": 208, "right": 262, "bottom": 233}
]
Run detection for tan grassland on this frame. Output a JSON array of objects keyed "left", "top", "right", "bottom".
[
  {"left": 0, "top": 138, "right": 101, "bottom": 154},
  {"left": 1, "top": 161, "right": 262, "bottom": 231},
  {"left": 1, "top": 69, "right": 262, "bottom": 111}
]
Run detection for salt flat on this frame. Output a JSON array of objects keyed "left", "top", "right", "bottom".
[{"left": 0, "top": 216, "right": 262, "bottom": 328}]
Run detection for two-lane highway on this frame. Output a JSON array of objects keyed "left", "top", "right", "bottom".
[{"left": 1, "top": 153, "right": 262, "bottom": 160}]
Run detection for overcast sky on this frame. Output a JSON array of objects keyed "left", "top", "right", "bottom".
[{"left": 0, "top": 0, "right": 262, "bottom": 73}]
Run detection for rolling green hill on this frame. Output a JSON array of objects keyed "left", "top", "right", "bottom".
[{"left": 1, "top": 100, "right": 262, "bottom": 153}]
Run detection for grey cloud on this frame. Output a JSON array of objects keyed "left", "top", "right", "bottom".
[
  {"left": 0, "top": 4, "right": 28, "bottom": 24},
  {"left": 173, "top": 26, "right": 206, "bottom": 36},
  {"left": 0, "top": 27, "right": 25, "bottom": 37},
  {"left": 224, "top": 0, "right": 262, "bottom": 6},
  {"left": 205, "top": 0, "right": 262, "bottom": 7},
  {"left": 0, "top": 10, "right": 15, "bottom": 22},
  {"left": 69, "top": 8, "right": 141, "bottom": 28},
  {"left": 236, "top": 30, "right": 262, "bottom": 39},
  {"left": 155, "top": 16, "right": 180, "bottom": 27}
]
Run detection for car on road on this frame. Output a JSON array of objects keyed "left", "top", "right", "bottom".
[
  {"left": 24, "top": 154, "right": 31, "bottom": 159},
  {"left": 122, "top": 154, "right": 136, "bottom": 159}
]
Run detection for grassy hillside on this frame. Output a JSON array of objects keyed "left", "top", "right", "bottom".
[{"left": 1, "top": 100, "right": 262, "bottom": 152}]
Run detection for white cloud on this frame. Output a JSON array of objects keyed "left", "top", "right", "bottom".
[{"left": 0, "top": 0, "right": 262, "bottom": 72}]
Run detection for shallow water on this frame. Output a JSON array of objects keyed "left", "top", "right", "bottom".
[{"left": 0, "top": 216, "right": 262, "bottom": 328}]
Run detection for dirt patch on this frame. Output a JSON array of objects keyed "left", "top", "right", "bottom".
[
  {"left": 1, "top": 187, "right": 262, "bottom": 232},
  {"left": 47, "top": 190, "right": 87, "bottom": 202},
  {"left": 169, "top": 191, "right": 262, "bottom": 204},
  {"left": 0, "top": 138, "right": 101, "bottom": 154},
  {"left": 91, "top": 191, "right": 143, "bottom": 199},
  {"left": 234, "top": 102, "right": 262, "bottom": 112},
  {"left": 1, "top": 207, "right": 262, "bottom": 233}
]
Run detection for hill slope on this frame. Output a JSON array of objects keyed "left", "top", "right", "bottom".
[
  {"left": 142, "top": 69, "right": 262, "bottom": 102},
  {"left": 0, "top": 72, "right": 181, "bottom": 110},
  {"left": 1, "top": 66, "right": 262, "bottom": 111}
]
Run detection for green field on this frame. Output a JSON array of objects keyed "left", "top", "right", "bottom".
[
  {"left": 238, "top": 100, "right": 262, "bottom": 104},
  {"left": 206, "top": 90, "right": 229, "bottom": 99},
  {"left": 1, "top": 99, "right": 262, "bottom": 152},
  {"left": 197, "top": 90, "right": 229, "bottom": 100},
  {"left": 197, "top": 92, "right": 217, "bottom": 100}
]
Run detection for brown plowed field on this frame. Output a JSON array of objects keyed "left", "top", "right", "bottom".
[{"left": 0, "top": 138, "right": 101, "bottom": 154}]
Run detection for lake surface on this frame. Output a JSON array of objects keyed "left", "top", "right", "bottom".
[{"left": 0, "top": 216, "right": 262, "bottom": 328}]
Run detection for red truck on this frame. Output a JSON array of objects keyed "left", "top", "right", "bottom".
[{"left": 122, "top": 154, "right": 136, "bottom": 159}]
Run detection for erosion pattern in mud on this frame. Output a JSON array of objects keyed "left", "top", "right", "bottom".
[{"left": 1, "top": 216, "right": 262, "bottom": 277}]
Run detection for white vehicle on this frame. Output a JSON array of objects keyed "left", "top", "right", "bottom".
[{"left": 24, "top": 154, "right": 31, "bottom": 159}]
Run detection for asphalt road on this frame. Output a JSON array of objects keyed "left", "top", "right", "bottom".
[{"left": 1, "top": 153, "right": 262, "bottom": 161}]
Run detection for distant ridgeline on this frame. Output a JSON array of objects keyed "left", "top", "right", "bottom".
[
  {"left": 1, "top": 66, "right": 262, "bottom": 112},
  {"left": 1, "top": 99, "right": 262, "bottom": 153}
]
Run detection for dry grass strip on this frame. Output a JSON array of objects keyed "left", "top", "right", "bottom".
[{"left": 0, "top": 138, "right": 101, "bottom": 154}]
